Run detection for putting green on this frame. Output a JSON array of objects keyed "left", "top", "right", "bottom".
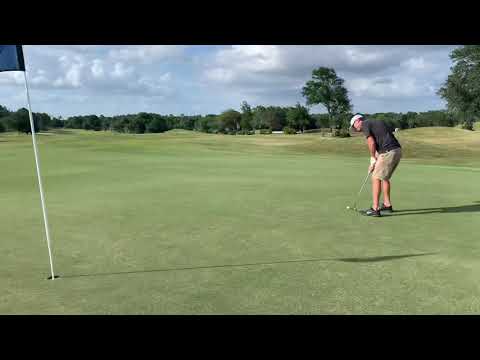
[{"left": 1, "top": 129, "right": 480, "bottom": 314}]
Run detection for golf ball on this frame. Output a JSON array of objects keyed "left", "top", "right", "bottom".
[{"left": 346, "top": 206, "right": 350, "bottom": 209}]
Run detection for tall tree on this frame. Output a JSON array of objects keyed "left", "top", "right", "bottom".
[
  {"left": 438, "top": 45, "right": 480, "bottom": 130},
  {"left": 252, "top": 106, "right": 268, "bottom": 129},
  {"left": 240, "top": 101, "right": 253, "bottom": 130},
  {"left": 146, "top": 115, "right": 168, "bottom": 133},
  {"left": 0, "top": 105, "right": 10, "bottom": 118},
  {"left": 263, "top": 106, "right": 287, "bottom": 131},
  {"left": 286, "top": 103, "right": 310, "bottom": 132},
  {"left": 11, "top": 108, "right": 39, "bottom": 133},
  {"left": 218, "top": 109, "right": 242, "bottom": 132},
  {"left": 302, "top": 67, "right": 352, "bottom": 129}
]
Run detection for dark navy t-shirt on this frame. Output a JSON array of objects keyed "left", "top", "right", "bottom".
[{"left": 362, "top": 119, "right": 401, "bottom": 153}]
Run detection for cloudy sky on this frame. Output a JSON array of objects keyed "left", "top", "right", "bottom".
[{"left": 0, "top": 45, "right": 458, "bottom": 117}]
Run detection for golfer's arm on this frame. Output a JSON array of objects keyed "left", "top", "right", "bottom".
[{"left": 367, "top": 136, "right": 377, "bottom": 159}]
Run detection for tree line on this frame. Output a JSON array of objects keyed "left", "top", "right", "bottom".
[
  {"left": 0, "top": 106, "right": 62, "bottom": 133},
  {"left": 0, "top": 102, "right": 463, "bottom": 135},
  {"left": 0, "top": 103, "right": 469, "bottom": 136}
]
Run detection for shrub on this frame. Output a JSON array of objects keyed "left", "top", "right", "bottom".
[
  {"left": 332, "top": 128, "right": 351, "bottom": 137},
  {"left": 237, "top": 130, "right": 254, "bottom": 135},
  {"left": 283, "top": 127, "right": 297, "bottom": 135},
  {"left": 461, "top": 121, "right": 474, "bottom": 131}
]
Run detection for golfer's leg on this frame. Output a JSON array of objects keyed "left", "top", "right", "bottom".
[
  {"left": 382, "top": 180, "right": 391, "bottom": 207},
  {"left": 372, "top": 177, "right": 381, "bottom": 210}
]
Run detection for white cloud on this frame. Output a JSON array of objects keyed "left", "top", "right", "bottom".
[
  {"left": 65, "top": 63, "right": 84, "bottom": 87},
  {"left": 204, "top": 68, "right": 235, "bottom": 82},
  {"left": 111, "top": 62, "right": 134, "bottom": 79},
  {"left": 215, "top": 45, "right": 283, "bottom": 72},
  {"left": 159, "top": 72, "right": 171, "bottom": 81},
  {"left": 91, "top": 59, "right": 105, "bottom": 79},
  {"left": 0, "top": 72, "right": 24, "bottom": 86},
  {"left": 348, "top": 75, "right": 433, "bottom": 99},
  {"left": 403, "top": 57, "right": 427, "bottom": 71},
  {"left": 108, "top": 45, "right": 186, "bottom": 64}
]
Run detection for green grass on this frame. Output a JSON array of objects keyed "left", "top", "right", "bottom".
[{"left": 1, "top": 128, "right": 480, "bottom": 314}]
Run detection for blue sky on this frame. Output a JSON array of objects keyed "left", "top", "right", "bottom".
[{"left": 0, "top": 45, "right": 458, "bottom": 118}]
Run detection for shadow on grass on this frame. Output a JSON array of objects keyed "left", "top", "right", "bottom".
[
  {"left": 61, "top": 252, "right": 437, "bottom": 279},
  {"left": 386, "top": 202, "right": 480, "bottom": 217},
  {"left": 336, "top": 253, "right": 436, "bottom": 262}
]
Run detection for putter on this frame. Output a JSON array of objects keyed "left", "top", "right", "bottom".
[{"left": 347, "top": 170, "right": 372, "bottom": 213}]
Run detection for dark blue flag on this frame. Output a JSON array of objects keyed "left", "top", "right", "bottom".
[{"left": 0, "top": 45, "right": 25, "bottom": 72}]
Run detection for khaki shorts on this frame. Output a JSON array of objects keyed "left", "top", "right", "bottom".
[{"left": 373, "top": 148, "right": 402, "bottom": 180}]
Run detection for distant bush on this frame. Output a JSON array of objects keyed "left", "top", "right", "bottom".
[
  {"left": 237, "top": 130, "right": 255, "bottom": 135},
  {"left": 227, "top": 130, "right": 237, "bottom": 135},
  {"left": 259, "top": 128, "right": 272, "bottom": 134},
  {"left": 0, "top": 121, "right": 5, "bottom": 133},
  {"left": 332, "top": 128, "right": 351, "bottom": 137},
  {"left": 283, "top": 127, "right": 297, "bottom": 135},
  {"left": 461, "top": 121, "right": 474, "bottom": 131}
]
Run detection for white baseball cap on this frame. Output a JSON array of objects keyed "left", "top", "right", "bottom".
[{"left": 350, "top": 114, "right": 364, "bottom": 128}]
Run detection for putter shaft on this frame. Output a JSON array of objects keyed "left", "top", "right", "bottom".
[{"left": 352, "top": 171, "right": 372, "bottom": 209}]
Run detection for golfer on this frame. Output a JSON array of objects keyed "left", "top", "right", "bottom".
[{"left": 350, "top": 113, "right": 402, "bottom": 217}]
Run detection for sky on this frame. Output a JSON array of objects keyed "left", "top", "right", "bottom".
[{"left": 0, "top": 45, "right": 458, "bottom": 118}]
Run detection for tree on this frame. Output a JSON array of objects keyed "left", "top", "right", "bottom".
[
  {"left": 312, "top": 113, "right": 330, "bottom": 128},
  {"left": 252, "top": 106, "right": 268, "bottom": 129},
  {"left": 146, "top": 115, "right": 168, "bottom": 133},
  {"left": 438, "top": 45, "right": 480, "bottom": 129},
  {"left": 51, "top": 117, "right": 65, "bottom": 128},
  {"left": 99, "top": 115, "right": 110, "bottom": 131},
  {"left": 124, "top": 115, "right": 147, "bottom": 133},
  {"left": 65, "top": 116, "right": 85, "bottom": 129},
  {"left": 218, "top": 109, "right": 242, "bottom": 133},
  {"left": 194, "top": 115, "right": 219, "bottom": 133},
  {"left": 263, "top": 106, "right": 287, "bottom": 131},
  {"left": 11, "top": 108, "right": 39, "bottom": 133},
  {"left": 240, "top": 101, "right": 253, "bottom": 130},
  {"left": 111, "top": 117, "right": 129, "bottom": 133},
  {"left": 0, "top": 105, "right": 10, "bottom": 118},
  {"left": 286, "top": 103, "right": 310, "bottom": 132},
  {"left": 302, "top": 67, "right": 352, "bottom": 129},
  {"left": 84, "top": 115, "right": 102, "bottom": 131}
]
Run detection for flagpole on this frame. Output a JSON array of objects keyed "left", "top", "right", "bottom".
[{"left": 23, "top": 70, "right": 56, "bottom": 280}]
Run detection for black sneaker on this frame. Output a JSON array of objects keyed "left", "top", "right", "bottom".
[
  {"left": 380, "top": 204, "right": 393, "bottom": 213},
  {"left": 363, "top": 208, "right": 381, "bottom": 217}
]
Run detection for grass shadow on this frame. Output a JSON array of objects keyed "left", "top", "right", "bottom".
[
  {"left": 60, "top": 252, "right": 437, "bottom": 279},
  {"left": 386, "top": 202, "right": 480, "bottom": 217},
  {"left": 336, "top": 253, "right": 436, "bottom": 262}
]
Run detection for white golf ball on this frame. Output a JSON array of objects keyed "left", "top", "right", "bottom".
[{"left": 346, "top": 206, "right": 350, "bottom": 209}]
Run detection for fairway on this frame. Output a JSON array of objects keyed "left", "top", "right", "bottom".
[{"left": 1, "top": 129, "right": 480, "bottom": 314}]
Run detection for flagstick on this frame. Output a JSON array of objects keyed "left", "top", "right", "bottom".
[{"left": 23, "top": 71, "right": 56, "bottom": 280}]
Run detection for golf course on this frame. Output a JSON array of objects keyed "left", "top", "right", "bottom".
[{"left": 1, "top": 127, "right": 479, "bottom": 314}]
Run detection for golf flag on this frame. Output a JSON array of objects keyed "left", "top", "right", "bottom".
[
  {"left": 0, "top": 45, "right": 25, "bottom": 72},
  {"left": 0, "top": 45, "right": 57, "bottom": 280}
]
